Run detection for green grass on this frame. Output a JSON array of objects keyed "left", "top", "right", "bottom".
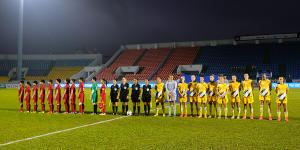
[{"left": 0, "top": 88, "right": 300, "bottom": 150}]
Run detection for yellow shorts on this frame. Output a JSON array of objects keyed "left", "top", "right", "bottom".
[
  {"left": 243, "top": 96, "right": 254, "bottom": 104},
  {"left": 198, "top": 96, "right": 207, "bottom": 103},
  {"left": 217, "top": 97, "right": 228, "bottom": 104},
  {"left": 189, "top": 96, "right": 198, "bottom": 103},
  {"left": 155, "top": 98, "right": 164, "bottom": 103},
  {"left": 230, "top": 96, "right": 240, "bottom": 103},
  {"left": 179, "top": 97, "right": 187, "bottom": 103},
  {"left": 259, "top": 95, "right": 271, "bottom": 101},
  {"left": 276, "top": 98, "right": 287, "bottom": 104},
  {"left": 208, "top": 96, "right": 217, "bottom": 102}
]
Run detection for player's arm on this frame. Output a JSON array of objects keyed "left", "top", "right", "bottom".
[
  {"left": 269, "top": 81, "right": 272, "bottom": 91},
  {"left": 229, "top": 84, "right": 232, "bottom": 93},
  {"left": 286, "top": 86, "right": 289, "bottom": 94},
  {"left": 258, "top": 81, "right": 261, "bottom": 91},
  {"left": 251, "top": 81, "right": 255, "bottom": 96},
  {"left": 47, "top": 88, "right": 50, "bottom": 98}
]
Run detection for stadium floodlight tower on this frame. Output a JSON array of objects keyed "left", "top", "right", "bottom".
[{"left": 17, "top": 0, "right": 24, "bottom": 80}]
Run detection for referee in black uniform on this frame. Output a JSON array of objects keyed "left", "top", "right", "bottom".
[
  {"left": 110, "top": 79, "right": 119, "bottom": 115},
  {"left": 131, "top": 78, "right": 141, "bottom": 115},
  {"left": 142, "top": 79, "right": 152, "bottom": 116},
  {"left": 120, "top": 77, "right": 129, "bottom": 115}
]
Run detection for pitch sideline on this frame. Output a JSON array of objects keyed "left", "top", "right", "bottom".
[{"left": 0, "top": 116, "right": 128, "bottom": 147}]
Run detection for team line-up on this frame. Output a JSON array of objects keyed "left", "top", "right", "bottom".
[{"left": 17, "top": 73, "right": 289, "bottom": 122}]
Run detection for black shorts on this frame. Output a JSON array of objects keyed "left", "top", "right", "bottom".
[
  {"left": 131, "top": 96, "right": 140, "bottom": 102},
  {"left": 120, "top": 97, "right": 129, "bottom": 102},
  {"left": 142, "top": 97, "right": 151, "bottom": 103},
  {"left": 110, "top": 96, "right": 118, "bottom": 103}
]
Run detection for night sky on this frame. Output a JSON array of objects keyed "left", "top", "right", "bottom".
[{"left": 0, "top": 0, "right": 299, "bottom": 56}]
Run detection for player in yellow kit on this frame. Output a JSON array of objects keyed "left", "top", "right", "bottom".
[
  {"left": 178, "top": 76, "right": 188, "bottom": 117},
  {"left": 258, "top": 74, "right": 273, "bottom": 120},
  {"left": 188, "top": 75, "right": 199, "bottom": 117},
  {"left": 229, "top": 75, "right": 241, "bottom": 119},
  {"left": 154, "top": 77, "right": 166, "bottom": 117},
  {"left": 276, "top": 76, "right": 289, "bottom": 122},
  {"left": 197, "top": 76, "right": 208, "bottom": 118},
  {"left": 208, "top": 74, "right": 218, "bottom": 118},
  {"left": 217, "top": 75, "right": 229, "bottom": 119},
  {"left": 241, "top": 73, "right": 254, "bottom": 120}
]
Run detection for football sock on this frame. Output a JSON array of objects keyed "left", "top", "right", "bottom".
[
  {"left": 277, "top": 111, "right": 281, "bottom": 119},
  {"left": 238, "top": 107, "right": 241, "bottom": 117},
  {"left": 34, "top": 105, "right": 37, "bottom": 111},
  {"left": 260, "top": 104, "right": 263, "bottom": 117},
  {"left": 93, "top": 104, "right": 97, "bottom": 114},
  {"left": 268, "top": 108, "right": 272, "bottom": 118},
  {"left": 42, "top": 104, "right": 45, "bottom": 112},
  {"left": 173, "top": 104, "right": 176, "bottom": 116},
  {"left": 122, "top": 105, "right": 125, "bottom": 114},
  {"left": 285, "top": 112, "right": 288, "bottom": 118},
  {"left": 137, "top": 106, "right": 140, "bottom": 114},
  {"left": 147, "top": 104, "right": 150, "bottom": 115},
  {"left": 126, "top": 105, "right": 128, "bottom": 112},
  {"left": 169, "top": 103, "right": 171, "bottom": 116},
  {"left": 116, "top": 106, "right": 118, "bottom": 113},
  {"left": 133, "top": 105, "right": 136, "bottom": 114},
  {"left": 225, "top": 107, "right": 228, "bottom": 117},
  {"left": 218, "top": 106, "right": 222, "bottom": 117}
]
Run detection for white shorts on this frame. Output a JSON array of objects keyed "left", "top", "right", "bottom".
[{"left": 167, "top": 92, "right": 177, "bottom": 102}]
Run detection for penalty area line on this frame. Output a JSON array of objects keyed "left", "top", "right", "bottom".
[{"left": 0, "top": 116, "right": 128, "bottom": 147}]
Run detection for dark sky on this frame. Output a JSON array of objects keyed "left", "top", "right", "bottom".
[{"left": 0, "top": 0, "right": 299, "bottom": 56}]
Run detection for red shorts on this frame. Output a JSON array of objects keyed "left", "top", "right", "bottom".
[
  {"left": 56, "top": 96, "right": 61, "bottom": 104},
  {"left": 79, "top": 94, "right": 84, "bottom": 103},
  {"left": 33, "top": 96, "right": 38, "bottom": 103},
  {"left": 70, "top": 97, "right": 75, "bottom": 103},
  {"left": 25, "top": 97, "right": 30, "bottom": 104},
  {"left": 47, "top": 97, "right": 53, "bottom": 104}
]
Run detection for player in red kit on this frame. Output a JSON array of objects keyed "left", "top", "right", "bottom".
[
  {"left": 55, "top": 79, "right": 62, "bottom": 113},
  {"left": 18, "top": 81, "right": 25, "bottom": 112},
  {"left": 63, "top": 79, "right": 70, "bottom": 114},
  {"left": 70, "top": 79, "right": 76, "bottom": 114},
  {"left": 32, "top": 81, "right": 38, "bottom": 112},
  {"left": 39, "top": 80, "right": 46, "bottom": 113},
  {"left": 47, "top": 80, "right": 54, "bottom": 114},
  {"left": 78, "top": 77, "right": 85, "bottom": 114},
  {"left": 99, "top": 79, "right": 107, "bottom": 115},
  {"left": 25, "top": 82, "right": 31, "bottom": 112}
]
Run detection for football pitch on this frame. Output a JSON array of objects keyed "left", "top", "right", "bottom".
[{"left": 0, "top": 88, "right": 300, "bottom": 150}]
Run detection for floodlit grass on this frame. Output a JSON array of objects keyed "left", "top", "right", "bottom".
[{"left": 0, "top": 88, "right": 299, "bottom": 149}]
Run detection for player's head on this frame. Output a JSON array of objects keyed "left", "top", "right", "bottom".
[
  {"left": 26, "top": 82, "right": 31, "bottom": 87},
  {"left": 224, "top": 75, "right": 227, "bottom": 79},
  {"left": 200, "top": 76, "right": 204, "bottom": 82},
  {"left": 180, "top": 76, "right": 185, "bottom": 83},
  {"left": 244, "top": 73, "right": 249, "bottom": 80},
  {"left": 210, "top": 74, "right": 214, "bottom": 82},
  {"left": 219, "top": 74, "right": 224, "bottom": 83},
  {"left": 40, "top": 80, "right": 45, "bottom": 85},
  {"left": 190, "top": 75, "right": 195, "bottom": 81},
  {"left": 231, "top": 75, "right": 237, "bottom": 82},
  {"left": 92, "top": 77, "right": 96, "bottom": 82},
  {"left": 56, "top": 79, "right": 61, "bottom": 84},
  {"left": 79, "top": 77, "right": 84, "bottom": 83},
  {"left": 168, "top": 74, "right": 174, "bottom": 81},
  {"left": 145, "top": 79, "right": 149, "bottom": 84},
  {"left": 113, "top": 79, "right": 117, "bottom": 84},
  {"left": 65, "top": 78, "right": 70, "bottom": 84},
  {"left": 33, "top": 81, "right": 38, "bottom": 86},
  {"left": 71, "top": 79, "right": 75, "bottom": 84},
  {"left": 48, "top": 80, "right": 53, "bottom": 84},
  {"left": 122, "top": 77, "right": 127, "bottom": 83},
  {"left": 134, "top": 78, "right": 138, "bottom": 84},
  {"left": 262, "top": 74, "right": 267, "bottom": 80},
  {"left": 19, "top": 80, "right": 24, "bottom": 86},
  {"left": 279, "top": 76, "right": 284, "bottom": 84},
  {"left": 156, "top": 77, "right": 161, "bottom": 83}
]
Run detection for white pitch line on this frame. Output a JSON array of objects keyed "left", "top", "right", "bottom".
[{"left": 0, "top": 116, "right": 128, "bottom": 147}]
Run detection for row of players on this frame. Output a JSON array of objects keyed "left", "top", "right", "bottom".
[{"left": 17, "top": 73, "right": 289, "bottom": 121}]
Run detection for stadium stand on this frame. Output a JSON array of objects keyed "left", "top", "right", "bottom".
[
  {"left": 125, "top": 48, "right": 171, "bottom": 80},
  {"left": 152, "top": 46, "right": 199, "bottom": 80},
  {"left": 96, "top": 49, "right": 145, "bottom": 80}
]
